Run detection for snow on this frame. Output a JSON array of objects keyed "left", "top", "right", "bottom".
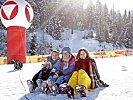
[
  {"left": 60, "top": 29, "right": 122, "bottom": 52},
  {"left": 0, "top": 56, "right": 133, "bottom": 100},
  {"left": 0, "top": 28, "right": 125, "bottom": 56},
  {"left": 35, "top": 28, "right": 125, "bottom": 54}
]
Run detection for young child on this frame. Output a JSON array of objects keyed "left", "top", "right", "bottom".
[{"left": 27, "top": 50, "right": 60, "bottom": 93}]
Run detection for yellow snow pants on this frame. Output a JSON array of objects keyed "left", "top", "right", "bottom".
[{"left": 68, "top": 69, "right": 91, "bottom": 90}]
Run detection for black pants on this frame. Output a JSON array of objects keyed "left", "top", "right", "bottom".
[{"left": 32, "top": 69, "right": 51, "bottom": 87}]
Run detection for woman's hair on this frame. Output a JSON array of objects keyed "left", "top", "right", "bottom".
[{"left": 76, "top": 48, "right": 89, "bottom": 60}]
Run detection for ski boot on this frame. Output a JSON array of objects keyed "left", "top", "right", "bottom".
[
  {"left": 76, "top": 85, "right": 86, "bottom": 97},
  {"left": 27, "top": 80, "right": 36, "bottom": 93},
  {"left": 42, "top": 80, "right": 49, "bottom": 94},
  {"left": 36, "top": 79, "right": 43, "bottom": 88},
  {"left": 35, "top": 79, "right": 43, "bottom": 92},
  {"left": 47, "top": 80, "right": 58, "bottom": 96},
  {"left": 59, "top": 83, "right": 74, "bottom": 98}
]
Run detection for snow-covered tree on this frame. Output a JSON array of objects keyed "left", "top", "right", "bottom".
[
  {"left": 0, "top": 0, "right": 6, "bottom": 30},
  {"left": 118, "top": 23, "right": 133, "bottom": 48},
  {"left": 94, "top": 0, "right": 104, "bottom": 43},
  {"left": 108, "top": 9, "right": 119, "bottom": 45},
  {"left": 0, "top": 29, "right": 6, "bottom": 56},
  {"left": 26, "top": 0, "right": 47, "bottom": 32},
  {"left": 29, "top": 34, "right": 37, "bottom": 56},
  {"left": 45, "top": 17, "right": 63, "bottom": 40},
  {"left": 86, "top": 0, "right": 95, "bottom": 30}
]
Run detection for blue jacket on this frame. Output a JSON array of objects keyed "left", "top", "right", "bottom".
[
  {"left": 49, "top": 54, "right": 75, "bottom": 84},
  {"left": 50, "top": 54, "right": 75, "bottom": 76}
]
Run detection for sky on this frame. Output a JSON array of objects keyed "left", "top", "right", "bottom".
[
  {"left": 0, "top": 56, "right": 133, "bottom": 100},
  {"left": 67, "top": 0, "right": 133, "bottom": 13},
  {"left": 94, "top": 0, "right": 133, "bottom": 12}
]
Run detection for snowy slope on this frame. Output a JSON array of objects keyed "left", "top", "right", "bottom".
[
  {"left": 0, "top": 56, "right": 133, "bottom": 100},
  {"left": 0, "top": 28, "right": 125, "bottom": 56},
  {"left": 34, "top": 28, "right": 125, "bottom": 54}
]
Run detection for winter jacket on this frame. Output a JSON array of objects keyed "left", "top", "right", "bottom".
[
  {"left": 74, "top": 58, "right": 95, "bottom": 89},
  {"left": 47, "top": 56, "right": 59, "bottom": 68},
  {"left": 32, "top": 56, "right": 59, "bottom": 87},
  {"left": 48, "top": 54, "right": 75, "bottom": 84}
]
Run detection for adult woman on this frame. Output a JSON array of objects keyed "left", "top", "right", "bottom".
[{"left": 68, "top": 48, "right": 95, "bottom": 97}]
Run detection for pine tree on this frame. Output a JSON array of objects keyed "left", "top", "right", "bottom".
[
  {"left": 86, "top": 0, "right": 95, "bottom": 30},
  {"left": 27, "top": 0, "right": 47, "bottom": 32},
  {"left": 0, "top": 0, "right": 6, "bottom": 30},
  {"left": 45, "top": 17, "right": 62, "bottom": 40},
  {"left": 95, "top": 0, "right": 103, "bottom": 42},
  {"left": 118, "top": 23, "right": 133, "bottom": 48},
  {"left": 0, "top": 29, "right": 6, "bottom": 56},
  {"left": 0, "top": 1, "right": 9, "bottom": 56},
  {"left": 29, "top": 34, "right": 37, "bottom": 56}
]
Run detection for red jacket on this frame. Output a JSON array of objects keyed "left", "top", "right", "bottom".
[{"left": 75, "top": 58, "right": 95, "bottom": 88}]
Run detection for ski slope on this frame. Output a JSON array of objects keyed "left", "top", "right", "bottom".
[{"left": 0, "top": 56, "right": 133, "bottom": 100}]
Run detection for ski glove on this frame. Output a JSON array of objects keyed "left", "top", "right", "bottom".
[
  {"left": 50, "top": 72, "right": 56, "bottom": 76},
  {"left": 57, "top": 71, "right": 64, "bottom": 76},
  {"left": 50, "top": 71, "right": 64, "bottom": 77}
]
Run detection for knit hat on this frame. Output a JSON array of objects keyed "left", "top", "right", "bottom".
[
  {"left": 42, "top": 62, "right": 52, "bottom": 71},
  {"left": 52, "top": 50, "right": 59, "bottom": 54},
  {"left": 61, "top": 47, "right": 71, "bottom": 54}
]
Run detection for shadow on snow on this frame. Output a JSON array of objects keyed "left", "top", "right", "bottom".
[{"left": 19, "top": 87, "right": 106, "bottom": 100}]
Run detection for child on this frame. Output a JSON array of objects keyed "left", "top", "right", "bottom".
[{"left": 27, "top": 50, "right": 60, "bottom": 93}]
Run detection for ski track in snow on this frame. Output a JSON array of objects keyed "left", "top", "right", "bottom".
[{"left": 0, "top": 56, "right": 133, "bottom": 100}]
